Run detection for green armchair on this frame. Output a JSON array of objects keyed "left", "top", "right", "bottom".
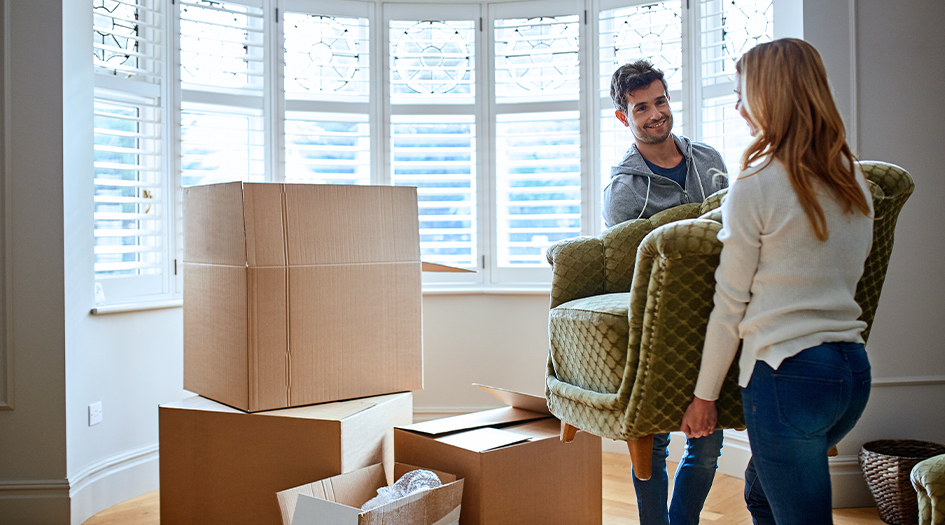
[{"left": 545, "top": 161, "right": 914, "bottom": 479}]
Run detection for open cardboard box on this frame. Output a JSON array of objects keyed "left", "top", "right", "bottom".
[
  {"left": 159, "top": 392, "right": 412, "bottom": 525},
  {"left": 278, "top": 463, "right": 463, "bottom": 525},
  {"left": 183, "top": 182, "right": 472, "bottom": 412},
  {"left": 394, "top": 385, "right": 602, "bottom": 525}
]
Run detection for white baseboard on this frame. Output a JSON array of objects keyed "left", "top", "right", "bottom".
[
  {"left": 68, "top": 444, "right": 160, "bottom": 525},
  {"left": 827, "top": 454, "right": 875, "bottom": 508},
  {"left": 0, "top": 478, "right": 71, "bottom": 524}
]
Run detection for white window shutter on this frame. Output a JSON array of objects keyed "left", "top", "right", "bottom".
[{"left": 93, "top": 0, "right": 168, "bottom": 304}]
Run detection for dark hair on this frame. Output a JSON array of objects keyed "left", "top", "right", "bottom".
[{"left": 610, "top": 59, "right": 669, "bottom": 114}]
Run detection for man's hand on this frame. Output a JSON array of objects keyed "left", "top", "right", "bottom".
[{"left": 680, "top": 397, "right": 717, "bottom": 438}]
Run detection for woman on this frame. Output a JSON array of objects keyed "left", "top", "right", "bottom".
[{"left": 679, "top": 38, "right": 874, "bottom": 525}]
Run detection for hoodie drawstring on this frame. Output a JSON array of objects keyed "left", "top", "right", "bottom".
[
  {"left": 636, "top": 178, "right": 651, "bottom": 220},
  {"left": 691, "top": 155, "right": 707, "bottom": 201}
]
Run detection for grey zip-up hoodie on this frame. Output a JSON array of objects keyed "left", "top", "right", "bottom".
[{"left": 603, "top": 134, "right": 729, "bottom": 227}]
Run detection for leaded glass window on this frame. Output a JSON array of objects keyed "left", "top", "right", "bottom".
[
  {"left": 495, "top": 14, "right": 580, "bottom": 269},
  {"left": 701, "top": 0, "right": 773, "bottom": 173},
  {"left": 284, "top": 13, "right": 371, "bottom": 185},
  {"left": 389, "top": 17, "right": 478, "bottom": 269},
  {"left": 93, "top": 0, "right": 167, "bottom": 303}
]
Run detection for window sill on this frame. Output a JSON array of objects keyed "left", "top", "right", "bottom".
[
  {"left": 88, "top": 287, "right": 549, "bottom": 313},
  {"left": 90, "top": 299, "right": 183, "bottom": 315},
  {"left": 422, "top": 285, "right": 551, "bottom": 296}
]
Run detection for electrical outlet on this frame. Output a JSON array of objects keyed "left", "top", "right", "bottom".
[{"left": 89, "top": 401, "right": 103, "bottom": 426}]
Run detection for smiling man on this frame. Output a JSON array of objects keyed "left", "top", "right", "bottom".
[
  {"left": 603, "top": 60, "right": 729, "bottom": 525},
  {"left": 603, "top": 59, "right": 729, "bottom": 227}
]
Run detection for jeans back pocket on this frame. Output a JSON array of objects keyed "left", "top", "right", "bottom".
[{"left": 772, "top": 373, "right": 844, "bottom": 438}]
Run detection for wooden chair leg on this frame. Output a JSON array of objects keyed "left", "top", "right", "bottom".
[
  {"left": 627, "top": 435, "right": 654, "bottom": 481},
  {"left": 828, "top": 446, "right": 839, "bottom": 457},
  {"left": 560, "top": 422, "right": 578, "bottom": 443}
]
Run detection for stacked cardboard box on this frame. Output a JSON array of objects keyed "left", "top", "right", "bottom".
[
  {"left": 161, "top": 183, "right": 429, "bottom": 524},
  {"left": 395, "top": 385, "right": 602, "bottom": 525},
  {"left": 181, "top": 182, "right": 424, "bottom": 412},
  {"left": 159, "top": 393, "right": 412, "bottom": 525},
  {"left": 166, "top": 182, "right": 602, "bottom": 525}
]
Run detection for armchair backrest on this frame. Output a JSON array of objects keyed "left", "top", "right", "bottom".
[{"left": 856, "top": 161, "right": 915, "bottom": 341}]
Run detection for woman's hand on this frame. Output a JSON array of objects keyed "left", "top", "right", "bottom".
[{"left": 680, "top": 397, "right": 718, "bottom": 438}]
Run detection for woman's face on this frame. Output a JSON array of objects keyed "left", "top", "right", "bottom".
[{"left": 735, "top": 75, "right": 758, "bottom": 136}]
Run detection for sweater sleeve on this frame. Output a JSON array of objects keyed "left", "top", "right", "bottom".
[{"left": 693, "top": 171, "right": 764, "bottom": 401}]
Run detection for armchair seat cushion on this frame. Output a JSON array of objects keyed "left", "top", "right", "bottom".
[{"left": 549, "top": 293, "right": 631, "bottom": 394}]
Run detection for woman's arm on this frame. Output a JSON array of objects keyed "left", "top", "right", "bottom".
[{"left": 682, "top": 170, "right": 765, "bottom": 436}]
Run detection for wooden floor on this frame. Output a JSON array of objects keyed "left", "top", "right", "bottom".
[{"left": 83, "top": 452, "right": 885, "bottom": 525}]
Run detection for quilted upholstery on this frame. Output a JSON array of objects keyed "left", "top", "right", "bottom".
[
  {"left": 546, "top": 161, "right": 914, "bottom": 442},
  {"left": 912, "top": 454, "right": 945, "bottom": 525}
]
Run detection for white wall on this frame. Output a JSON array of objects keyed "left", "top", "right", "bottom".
[
  {"left": 0, "top": 2, "right": 189, "bottom": 524},
  {"left": 1, "top": 0, "right": 943, "bottom": 522},
  {"left": 0, "top": 0, "right": 70, "bottom": 523},
  {"left": 801, "top": 0, "right": 945, "bottom": 507}
]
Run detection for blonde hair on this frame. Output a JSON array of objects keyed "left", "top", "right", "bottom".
[{"left": 735, "top": 38, "right": 870, "bottom": 241}]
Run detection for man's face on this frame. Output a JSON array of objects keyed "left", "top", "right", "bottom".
[{"left": 616, "top": 80, "right": 673, "bottom": 145}]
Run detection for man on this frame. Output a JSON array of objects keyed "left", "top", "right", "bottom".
[
  {"left": 604, "top": 59, "right": 728, "bottom": 525},
  {"left": 604, "top": 60, "right": 729, "bottom": 227}
]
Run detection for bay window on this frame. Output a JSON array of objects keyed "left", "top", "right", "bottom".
[{"left": 92, "top": 0, "right": 780, "bottom": 305}]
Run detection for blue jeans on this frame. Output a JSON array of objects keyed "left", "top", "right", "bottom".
[
  {"left": 632, "top": 429, "right": 724, "bottom": 525},
  {"left": 741, "top": 342, "right": 871, "bottom": 525}
]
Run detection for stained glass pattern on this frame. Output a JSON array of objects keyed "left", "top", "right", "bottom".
[
  {"left": 390, "top": 20, "right": 475, "bottom": 102},
  {"left": 180, "top": 0, "right": 264, "bottom": 93},
  {"left": 284, "top": 14, "right": 369, "bottom": 101},
  {"left": 94, "top": 0, "right": 140, "bottom": 75},
  {"left": 495, "top": 16, "right": 580, "bottom": 102},
  {"left": 600, "top": 1, "right": 683, "bottom": 97},
  {"left": 701, "top": 0, "right": 774, "bottom": 87}
]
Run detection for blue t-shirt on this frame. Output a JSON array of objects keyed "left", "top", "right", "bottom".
[{"left": 643, "top": 156, "right": 687, "bottom": 189}]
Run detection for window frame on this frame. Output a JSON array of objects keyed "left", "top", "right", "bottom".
[
  {"left": 92, "top": 0, "right": 176, "bottom": 310},
  {"left": 92, "top": 0, "right": 784, "bottom": 308}
]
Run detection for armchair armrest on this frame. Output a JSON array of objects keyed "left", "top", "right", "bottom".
[
  {"left": 547, "top": 236, "right": 606, "bottom": 309},
  {"left": 622, "top": 218, "right": 744, "bottom": 438}
]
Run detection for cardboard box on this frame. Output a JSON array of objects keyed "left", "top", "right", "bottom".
[
  {"left": 277, "top": 463, "right": 464, "bottom": 525},
  {"left": 159, "top": 392, "right": 412, "bottom": 525},
  {"left": 182, "top": 182, "right": 423, "bottom": 412},
  {"left": 394, "top": 385, "right": 602, "bottom": 525}
]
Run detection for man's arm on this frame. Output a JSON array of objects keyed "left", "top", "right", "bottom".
[{"left": 602, "top": 178, "right": 644, "bottom": 228}]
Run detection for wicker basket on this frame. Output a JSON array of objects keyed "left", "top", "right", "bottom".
[{"left": 859, "top": 439, "right": 945, "bottom": 525}]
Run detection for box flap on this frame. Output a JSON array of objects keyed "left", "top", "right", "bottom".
[
  {"left": 394, "top": 463, "right": 457, "bottom": 484},
  {"left": 292, "top": 494, "right": 361, "bottom": 525},
  {"left": 284, "top": 185, "right": 419, "bottom": 265},
  {"left": 182, "top": 181, "right": 248, "bottom": 265},
  {"left": 399, "top": 406, "right": 549, "bottom": 436},
  {"left": 420, "top": 261, "right": 476, "bottom": 273},
  {"left": 435, "top": 427, "right": 531, "bottom": 453},
  {"left": 277, "top": 463, "right": 386, "bottom": 525},
  {"left": 243, "top": 183, "right": 287, "bottom": 267},
  {"left": 473, "top": 384, "right": 551, "bottom": 416}
]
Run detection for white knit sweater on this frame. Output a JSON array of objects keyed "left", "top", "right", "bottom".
[{"left": 693, "top": 158, "right": 874, "bottom": 401}]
